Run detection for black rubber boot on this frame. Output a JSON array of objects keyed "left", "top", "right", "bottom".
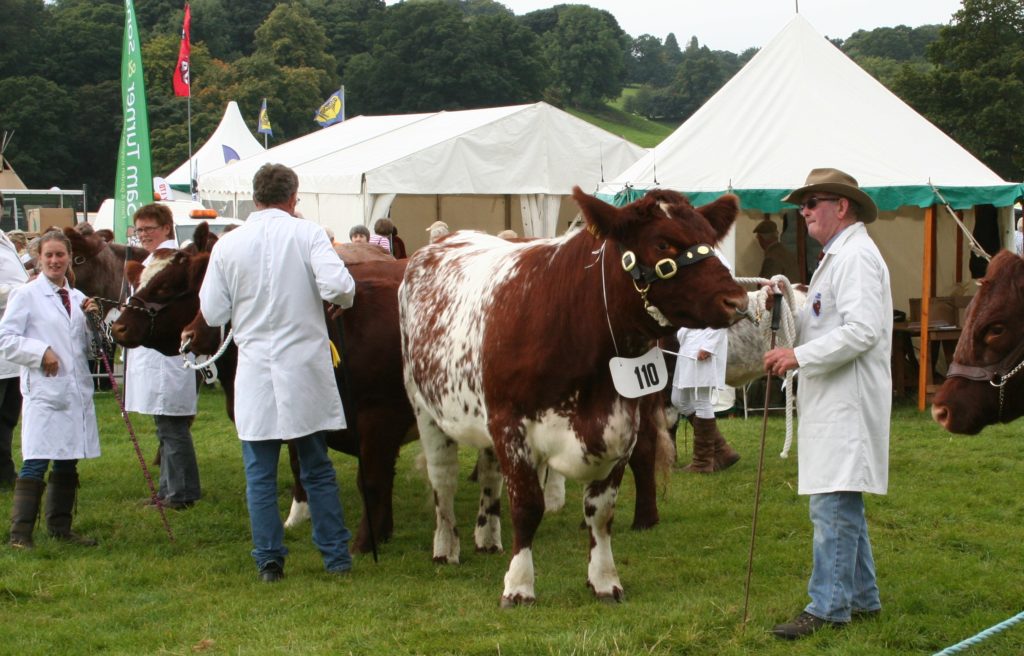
[
  {"left": 9, "top": 477, "right": 44, "bottom": 549},
  {"left": 45, "top": 471, "right": 97, "bottom": 546}
]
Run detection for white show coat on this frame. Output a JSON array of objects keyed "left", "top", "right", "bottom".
[
  {"left": 124, "top": 238, "right": 197, "bottom": 416},
  {"left": 672, "top": 326, "right": 728, "bottom": 390},
  {"left": 794, "top": 222, "right": 891, "bottom": 496},
  {"left": 0, "top": 276, "right": 100, "bottom": 460},
  {"left": 0, "top": 230, "right": 29, "bottom": 380},
  {"left": 199, "top": 208, "right": 355, "bottom": 441}
]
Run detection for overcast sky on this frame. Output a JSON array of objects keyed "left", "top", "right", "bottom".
[{"left": 462, "top": 0, "right": 965, "bottom": 53}]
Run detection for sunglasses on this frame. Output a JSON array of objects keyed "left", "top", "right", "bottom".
[{"left": 799, "top": 196, "right": 842, "bottom": 211}]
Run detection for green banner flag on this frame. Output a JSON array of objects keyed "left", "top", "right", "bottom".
[{"left": 113, "top": 0, "right": 153, "bottom": 242}]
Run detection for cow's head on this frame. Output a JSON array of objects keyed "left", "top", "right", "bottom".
[
  {"left": 932, "top": 251, "right": 1024, "bottom": 433},
  {"left": 573, "top": 187, "right": 747, "bottom": 331},
  {"left": 110, "top": 250, "right": 209, "bottom": 355}
]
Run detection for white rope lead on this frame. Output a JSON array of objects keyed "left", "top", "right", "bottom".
[
  {"left": 930, "top": 182, "right": 992, "bottom": 262},
  {"left": 735, "top": 275, "right": 800, "bottom": 457},
  {"left": 181, "top": 328, "right": 234, "bottom": 371}
]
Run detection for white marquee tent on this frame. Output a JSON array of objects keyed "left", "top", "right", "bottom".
[
  {"left": 164, "top": 101, "right": 264, "bottom": 200},
  {"left": 598, "top": 15, "right": 1024, "bottom": 316},
  {"left": 199, "top": 102, "right": 646, "bottom": 245}
]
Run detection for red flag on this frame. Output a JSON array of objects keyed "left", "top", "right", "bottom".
[{"left": 172, "top": 3, "right": 191, "bottom": 97}]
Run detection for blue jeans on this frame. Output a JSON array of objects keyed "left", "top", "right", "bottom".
[
  {"left": 805, "top": 492, "right": 881, "bottom": 622},
  {"left": 153, "top": 415, "right": 201, "bottom": 503},
  {"left": 240, "top": 432, "right": 352, "bottom": 573},
  {"left": 20, "top": 459, "right": 77, "bottom": 481}
]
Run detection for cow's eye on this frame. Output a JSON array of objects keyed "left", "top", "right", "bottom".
[
  {"left": 985, "top": 323, "right": 1007, "bottom": 342},
  {"left": 656, "top": 241, "right": 670, "bottom": 252}
]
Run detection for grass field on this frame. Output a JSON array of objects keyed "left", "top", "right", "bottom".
[
  {"left": 568, "top": 100, "right": 676, "bottom": 149},
  {"left": 0, "top": 388, "right": 1022, "bottom": 655}
]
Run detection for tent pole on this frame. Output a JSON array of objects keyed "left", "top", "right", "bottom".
[
  {"left": 955, "top": 211, "right": 964, "bottom": 283},
  {"left": 917, "top": 204, "right": 936, "bottom": 411}
]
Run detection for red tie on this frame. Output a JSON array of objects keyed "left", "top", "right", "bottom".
[
  {"left": 57, "top": 288, "right": 71, "bottom": 316},
  {"left": 817, "top": 251, "right": 825, "bottom": 263}
]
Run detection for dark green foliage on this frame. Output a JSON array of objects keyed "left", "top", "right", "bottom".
[
  {"left": 893, "top": 0, "right": 1024, "bottom": 180},
  {"left": 540, "top": 5, "right": 628, "bottom": 108}
]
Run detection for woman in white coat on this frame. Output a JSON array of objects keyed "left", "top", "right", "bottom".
[
  {"left": 124, "top": 203, "right": 200, "bottom": 510},
  {"left": 764, "top": 169, "right": 891, "bottom": 640},
  {"left": 671, "top": 248, "right": 740, "bottom": 473},
  {"left": 0, "top": 230, "right": 101, "bottom": 548}
]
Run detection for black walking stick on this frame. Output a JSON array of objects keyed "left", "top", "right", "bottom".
[
  {"left": 86, "top": 311, "right": 175, "bottom": 542},
  {"left": 742, "top": 288, "right": 784, "bottom": 624}
]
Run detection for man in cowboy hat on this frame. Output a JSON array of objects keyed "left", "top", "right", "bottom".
[
  {"left": 763, "top": 168, "right": 891, "bottom": 639},
  {"left": 426, "top": 220, "right": 449, "bottom": 243},
  {"left": 753, "top": 218, "right": 802, "bottom": 283}
]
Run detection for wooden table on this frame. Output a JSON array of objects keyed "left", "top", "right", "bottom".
[{"left": 891, "top": 322, "right": 962, "bottom": 401}]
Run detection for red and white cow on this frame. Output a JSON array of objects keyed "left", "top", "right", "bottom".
[{"left": 399, "top": 187, "right": 748, "bottom": 606}]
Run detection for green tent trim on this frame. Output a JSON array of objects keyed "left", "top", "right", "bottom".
[{"left": 599, "top": 184, "right": 1024, "bottom": 212}]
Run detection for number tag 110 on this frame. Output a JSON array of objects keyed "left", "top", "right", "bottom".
[{"left": 608, "top": 346, "right": 668, "bottom": 399}]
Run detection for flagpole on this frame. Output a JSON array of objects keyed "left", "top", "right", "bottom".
[
  {"left": 187, "top": 90, "right": 194, "bottom": 200},
  {"left": 341, "top": 85, "right": 346, "bottom": 122}
]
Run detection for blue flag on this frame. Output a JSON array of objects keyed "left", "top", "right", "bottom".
[
  {"left": 314, "top": 88, "right": 344, "bottom": 128},
  {"left": 257, "top": 98, "right": 272, "bottom": 136},
  {"left": 222, "top": 145, "right": 240, "bottom": 163}
]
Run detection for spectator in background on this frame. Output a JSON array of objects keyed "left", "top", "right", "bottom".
[
  {"left": 426, "top": 220, "right": 449, "bottom": 243},
  {"left": 324, "top": 227, "right": 340, "bottom": 248},
  {"left": 5, "top": 230, "right": 30, "bottom": 265},
  {"left": 1015, "top": 213, "right": 1023, "bottom": 256},
  {"left": 0, "top": 193, "right": 28, "bottom": 488},
  {"left": 348, "top": 225, "right": 369, "bottom": 244},
  {"left": 390, "top": 225, "right": 407, "bottom": 259},
  {"left": 370, "top": 218, "right": 393, "bottom": 254},
  {"left": 754, "top": 218, "right": 802, "bottom": 283},
  {"left": 497, "top": 229, "right": 518, "bottom": 240},
  {"left": 125, "top": 225, "right": 141, "bottom": 248}
]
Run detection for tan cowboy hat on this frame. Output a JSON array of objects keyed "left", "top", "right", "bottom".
[{"left": 782, "top": 167, "right": 878, "bottom": 223}]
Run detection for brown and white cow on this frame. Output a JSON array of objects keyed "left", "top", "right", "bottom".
[
  {"left": 932, "top": 251, "right": 1024, "bottom": 434},
  {"left": 399, "top": 187, "right": 748, "bottom": 606}
]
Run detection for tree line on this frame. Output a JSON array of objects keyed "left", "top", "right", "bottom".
[{"left": 0, "top": 0, "right": 1020, "bottom": 205}]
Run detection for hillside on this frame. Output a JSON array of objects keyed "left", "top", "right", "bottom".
[{"left": 569, "top": 91, "right": 676, "bottom": 148}]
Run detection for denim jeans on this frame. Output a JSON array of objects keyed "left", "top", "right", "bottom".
[
  {"left": 805, "top": 492, "right": 881, "bottom": 622},
  {"left": 20, "top": 458, "right": 77, "bottom": 481},
  {"left": 240, "top": 432, "right": 352, "bottom": 573},
  {"left": 153, "top": 415, "right": 201, "bottom": 503}
]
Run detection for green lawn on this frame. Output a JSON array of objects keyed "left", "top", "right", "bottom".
[
  {"left": 569, "top": 101, "right": 676, "bottom": 149},
  {"left": 0, "top": 389, "right": 1022, "bottom": 655}
]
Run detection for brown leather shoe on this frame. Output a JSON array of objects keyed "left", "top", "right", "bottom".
[{"left": 771, "top": 612, "right": 842, "bottom": 640}]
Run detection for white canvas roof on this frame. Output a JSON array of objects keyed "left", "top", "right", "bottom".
[
  {"left": 165, "top": 101, "right": 264, "bottom": 193},
  {"left": 599, "top": 15, "right": 1022, "bottom": 212},
  {"left": 199, "top": 102, "right": 646, "bottom": 237}
]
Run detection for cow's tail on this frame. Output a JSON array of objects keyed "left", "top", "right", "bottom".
[{"left": 653, "top": 404, "right": 675, "bottom": 488}]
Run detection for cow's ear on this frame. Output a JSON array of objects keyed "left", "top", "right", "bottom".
[
  {"left": 573, "top": 186, "right": 622, "bottom": 238},
  {"left": 189, "top": 253, "right": 210, "bottom": 290},
  {"left": 125, "top": 261, "right": 144, "bottom": 288},
  {"left": 192, "top": 222, "right": 211, "bottom": 252},
  {"left": 695, "top": 194, "right": 740, "bottom": 242}
]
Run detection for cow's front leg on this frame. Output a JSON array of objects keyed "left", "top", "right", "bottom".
[
  {"left": 585, "top": 460, "right": 628, "bottom": 602},
  {"left": 474, "top": 447, "right": 503, "bottom": 553},
  {"left": 494, "top": 431, "right": 545, "bottom": 607},
  {"left": 420, "top": 420, "right": 460, "bottom": 564}
]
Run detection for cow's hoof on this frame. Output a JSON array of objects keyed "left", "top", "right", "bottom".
[
  {"left": 475, "top": 545, "right": 502, "bottom": 554},
  {"left": 588, "top": 582, "right": 625, "bottom": 603},
  {"left": 499, "top": 594, "right": 536, "bottom": 609}
]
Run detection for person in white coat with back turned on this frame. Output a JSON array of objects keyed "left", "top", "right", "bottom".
[
  {"left": 1, "top": 230, "right": 101, "bottom": 548},
  {"left": 764, "top": 168, "right": 892, "bottom": 640},
  {"left": 124, "top": 203, "right": 200, "bottom": 510},
  {"left": 199, "top": 163, "right": 356, "bottom": 582},
  {"left": 0, "top": 191, "right": 29, "bottom": 488}
]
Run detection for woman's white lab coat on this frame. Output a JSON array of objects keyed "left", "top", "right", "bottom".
[
  {"left": 199, "top": 208, "right": 355, "bottom": 441},
  {"left": 124, "top": 239, "right": 197, "bottom": 416},
  {"left": 0, "top": 276, "right": 100, "bottom": 460},
  {"left": 794, "top": 222, "right": 891, "bottom": 496}
]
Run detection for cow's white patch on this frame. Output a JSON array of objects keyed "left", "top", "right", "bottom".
[
  {"left": 585, "top": 485, "right": 622, "bottom": 598},
  {"left": 136, "top": 253, "right": 175, "bottom": 291},
  {"left": 283, "top": 499, "right": 310, "bottom": 528},
  {"left": 541, "top": 466, "right": 565, "bottom": 513},
  {"left": 503, "top": 548, "right": 535, "bottom": 603}
]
